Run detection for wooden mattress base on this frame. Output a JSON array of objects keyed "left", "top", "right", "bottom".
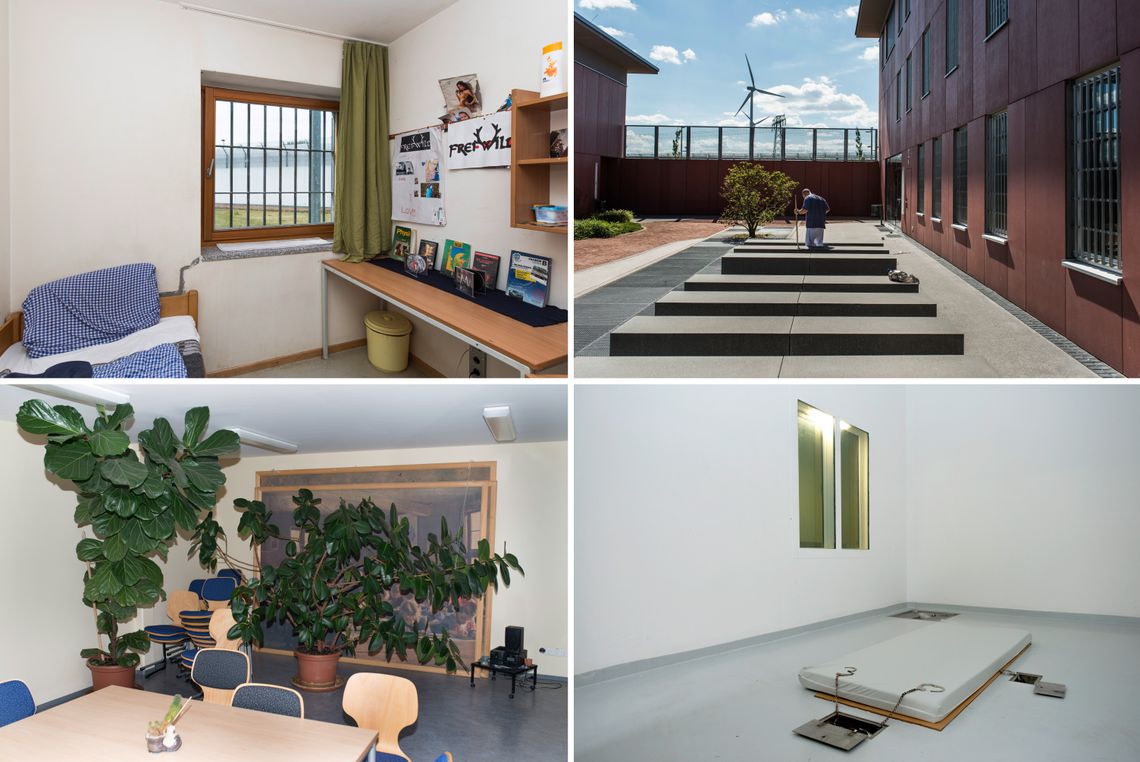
[{"left": 813, "top": 642, "right": 1030, "bottom": 731}]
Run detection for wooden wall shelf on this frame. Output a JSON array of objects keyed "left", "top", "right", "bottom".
[{"left": 510, "top": 88, "right": 568, "bottom": 234}]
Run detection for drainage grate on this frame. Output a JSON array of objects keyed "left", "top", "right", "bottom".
[
  {"left": 1008, "top": 672, "right": 1042, "bottom": 685},
  {"left": 891, "top": 610, "right": 959, "bottom": 621}
]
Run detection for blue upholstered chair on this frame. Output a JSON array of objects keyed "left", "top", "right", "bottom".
[
  {"left": 231, "top": 683, "right": 304, "bottom": 719},
  {"left": 201, "top": 577, "right": 237, "bottom": 610},
  {"left": 0, "top": 680, "right": 35, "bottom": 728},
  {"left": 434, "top": 755, "right": 454, "bottom": 762},
  {"left": 142, "top": 589, "right": 199, "bottom": 678},
  {"left": 191, "top": 648, "right": 250, "bottom": 706},
  {"left": 188, "top": 578, "right": 208, "bottom": 598},
  {"left": 216, "top": 569, "right": 243, "bottom": 584}
]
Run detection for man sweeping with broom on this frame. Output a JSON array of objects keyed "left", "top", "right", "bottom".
[{"left": 795, "top": 188, "right": 831, "bottom": 249}]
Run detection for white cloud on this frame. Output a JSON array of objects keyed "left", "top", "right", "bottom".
[
  {"left": 748, "top": 10, "right": 787, "bottom": 27},
  {"left": 792, "top": 8, "right": 819, "bottom": 20},
  {"left": 627, "top": 113, "right": 685, "bottom": 125},
  {"left": 600, "top": 25, "right": 626, "bottom": 38},
  {"left": 579, "top": 0, "right": 637, "bottom": 10},
  {"left": 649, "top": 45, "right": 682, "bottom": 65},
  {"left": 836, "top": 5, "right": 859, "bottom": 18},
  {"left": 742, "top": 76, "right": 876, "bottom": 127},
  {"left": 858, "top": 45, "right": 879, "bottom": 62},
  {"left": 682, "top": 48, "right": 697, "bottom": 61}
]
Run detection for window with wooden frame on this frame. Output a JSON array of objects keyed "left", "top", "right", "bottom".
[{"left": 202, "top": 87, "right": 339, "bottom": 245}]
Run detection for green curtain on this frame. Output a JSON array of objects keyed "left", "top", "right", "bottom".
[{"left": 333, "top": 42, "right": 391, "bottom": 262}]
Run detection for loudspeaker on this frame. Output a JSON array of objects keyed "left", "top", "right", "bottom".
[{"left": 505, "top": 625, "right": 524, "bottom": 655}]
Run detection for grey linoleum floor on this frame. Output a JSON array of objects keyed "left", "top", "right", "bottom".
[
  {"left": 575, "top": 606, "right": 1140, "bottom": 761},
  {"left": 142, "top": 651, "right": 566, "bottom": 762}
]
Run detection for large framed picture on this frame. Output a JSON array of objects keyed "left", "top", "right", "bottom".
[{"left": 252, "top": 462, "right": 498, "bottom": 674}]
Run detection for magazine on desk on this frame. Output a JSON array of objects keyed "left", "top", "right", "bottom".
[{"left": 506, "top": 251, "right": 551, "bottom": 308}]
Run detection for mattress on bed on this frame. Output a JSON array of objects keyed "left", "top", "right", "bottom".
[
  {"left": 798, "top": 621, "right": 1031, "bottom": 723},
  {"left": 0, "top": 316, "right": 203, "bottom": 378}
]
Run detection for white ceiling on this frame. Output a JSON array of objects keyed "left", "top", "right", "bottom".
[
  {"left": 0, "top": 383, "right": 567, "bottom": 455},
  {"left": 158, "top": 0, "right": 459, "bottom": 44}
]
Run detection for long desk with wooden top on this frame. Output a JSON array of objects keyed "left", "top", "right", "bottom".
[
  {"left": 322, "top": 259, "right": 568, "bottom": 377},
  {"left": 0, "top": 686, "right": 378, "bottom": 761}
]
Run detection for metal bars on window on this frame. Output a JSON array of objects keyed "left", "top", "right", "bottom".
[
  {"left": 905, "top": 55, "right": 912, "bottom": 112},
  {"left": 896, "top": 71, "right": 902, "bottom": 121},
  {"left": 953, "top": 127, "right": 968, "bottom": 225},
  {"left": 932, "top": 136, "right": 943, "bottom": 218},
  {"left": 1072, "top": 65, "right": 1122, "bottom": 272},
  {"left": 946, "top": 0, "right": 959, "bottom": 73},
  {"left": 922, "top": 27, "right": 931, "bottom": 96},
  {"left": 917, "top": 143, "right": 925, "bottom": 214},
  {"left": 985, "top": 112, "right": 1008, "bottom": 237},
  {"left": 986, "top": 0, "right": 1008, "bottom": 37},
  {"left": 213, "top": 100, "right": 336, "bottom": 232}
]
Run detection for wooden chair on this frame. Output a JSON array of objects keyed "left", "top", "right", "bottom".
[
  {"left": 208, "top": 607, "right": 241, "bottom": 650},
  {"left": 190, "top": 648, "right": 250, "bottom": 706},
  {"left": 342, "top": 673, "right": 419, "bottom": 762},
  {"left": 142, "top": 589, "right": 201, "bottom": 678},
  {"left": 231, "top": 682, "right": 304, "bottom": 719}
]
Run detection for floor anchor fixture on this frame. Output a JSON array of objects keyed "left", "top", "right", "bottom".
[
  {"left": 794, "top": 669, "right": 945, "bottom": 751},
  {"left": 1006, "top": 670, "right": 1067, "bottom": 698}
]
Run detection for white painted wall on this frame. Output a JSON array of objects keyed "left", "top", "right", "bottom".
[
  {"left": 5, "top": 0, "right": 372, "bottom": 373},
  {"left": 164, "top": 441, "right": 570, "bottom": 678},
  {"left": 0, "top": 0, "right": 9, "bottom": 318},
  {"left": 574, "top": 385, "right": 910, "bottom": 675},
  {"left": 387, "top": 0, "right": 568, "bottom": 376},
  {"left": 905, "top": 385, "right": 1140, "bottom": 618}
]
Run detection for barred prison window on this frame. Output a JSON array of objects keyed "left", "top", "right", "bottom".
[
  {"left": 1071, "top": 65, "right": 1122, "bottom": 272},
  {"left": 932, "top": 136, "right": 942, "bottom": 218},
  {"left": 953, "top": 127, "right": 968, "bottom": 226},
  {"left": 946, "top": 0, "right": 959, "bottom": 74},
  {"left": 986, "top": 111, "right": 1008, "bottom": 238},
  {"left": 986, "top": 0, "right": 1008, "bottom": 38},
  {"left": 917, "top": 143, "right": 925, "bottom": 215}
]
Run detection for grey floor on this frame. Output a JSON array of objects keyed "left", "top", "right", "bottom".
[
  {"left": 238, "top": 347, "right": 429, "bottom": 378},
  {"left": 575, "top": 221, "right": 1101, "bottom": 378},
  {"left": 575, "top": 606, "right": 1140, "bottom": 761},
  {"left": 142, "top": 651, "right": 566, "bottom": 762}
]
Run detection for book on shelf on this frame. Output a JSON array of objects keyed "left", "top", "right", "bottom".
[
  {"left": 506, "top": 250, "right": 551, "bottom": 308},
  {"left": 441, "top": 239, "right": 473, "bottom": 277},
  {"left": 390, "top": 226, "right": 415, "bottom": 262},
  {"left": 472, "top": 252, "right": 501, "bottom": 290}
]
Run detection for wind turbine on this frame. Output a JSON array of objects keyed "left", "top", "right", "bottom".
[{"left": 735, "top": 55, "right": 785, "bottom": 159}]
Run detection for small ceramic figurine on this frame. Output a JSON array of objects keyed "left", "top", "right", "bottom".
[{"left": 162, "top": 725, "right": 178, "bottom": 750}]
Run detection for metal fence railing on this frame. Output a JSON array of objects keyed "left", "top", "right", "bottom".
[{"left": 624, "top": 125, "right": 879, "bottom": 162}]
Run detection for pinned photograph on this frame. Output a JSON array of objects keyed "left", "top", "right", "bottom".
[{"left": 439, "top": 74, "right": 482, "bottom": 123}]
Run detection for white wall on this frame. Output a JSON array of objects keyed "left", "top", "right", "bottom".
[
  {"left": 387, "top": 0, "right": 568, "bottom": 376},
  {"left": 0, "top": 420, "right": 98, "bottom": 703},
  {"left": 0, "top": 0, "right": 9, "bottom": 318},
  {"left": 905, "top": 385, "right": 1140, "bottom": 618},
  {"left": 6, "top": 0, "right": 373, "bottom": 373},
  {"left": 574, "top": 385, "right": 910, "bottom": 675},
  {"left": 167, "top": 441, "right": 569, "bottom": 678}
]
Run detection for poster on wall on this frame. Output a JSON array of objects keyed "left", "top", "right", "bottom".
[
  {"left": 391, "top": 127, "right": 446, "bottom": 226},
  {"left": 439, "top": 74, "right": 482, "bottom": 123},
  {"left": 447, "top": 112, "right": 513, "bottom": 170}
]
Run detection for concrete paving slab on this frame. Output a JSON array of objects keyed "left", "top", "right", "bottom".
[
  {"left": 802, "top": 275, "right": 919, "bottom": 292},
  {"left": 778, "top": 355, "right": 999, "bottom": 377},
  {"left": 574, "top": 355, "right": 785, "bottom": 377},
  {"left": 796, "top": 291, "right": 937, "bottom": 316},
  {"left": 655, "top": 291, "right": 800, "bottom": 316},
  {"left": 789, "top": 316, "right": 964, "bottom": 355},
  {"left": 609, "top": 316, "right": 793, "bottom": 356}
]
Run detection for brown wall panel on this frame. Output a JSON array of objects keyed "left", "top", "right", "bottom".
[
  {"left": 1023, "top": 84, "right": 1068, "bottom": 333},
  {"left": 1121, "top": 49, "right": 1140, "bottom": 375},
  {"left": 1120, "top": 0, "right": 1140, "bottom": 54},
  {"left": 965, "top": 117, "right": 985, "bottom": 281},
  {"left": 1008, "top": 0, "right": 1038, "bottom": 103},
  {"left": 1005, "top": 99, "right": 1027, "bottom": 309},
  {"left": 1079, "top": 0, "right": 1118, "bottom": 75},
  {"left": 1036, "top": 0, "right": 1080, "bottom": 89},
  {"left": 1065, "top": 274, "right": 1123, "bottom": 370}
]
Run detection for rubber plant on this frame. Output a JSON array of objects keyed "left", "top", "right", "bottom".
[
  {"left": 199, "top": 489, "right": 523, "bottom": 688},
  {"left": 16, "top": 401, "right": 239, "bottom": 689}
]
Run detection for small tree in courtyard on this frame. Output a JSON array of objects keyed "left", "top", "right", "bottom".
[
  {"left": 854, "top": 128, "right": 865, "bottom": 160},
  {"left": 720, "top": 162, "right": 797, "bottom": 238}
]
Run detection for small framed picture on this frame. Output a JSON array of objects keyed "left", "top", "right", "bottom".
[
  {"left": 406, "top": 239, "right": 438, "bottom": 278},
  {"left": 549, "top": 129, "right": 568, "bottom": 158},
  {"left": 454, "top": 267, "right": 478, "bottom": 298}
]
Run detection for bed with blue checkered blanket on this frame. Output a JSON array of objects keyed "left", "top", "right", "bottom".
[{"left": 0, "top": 264, "right": 204, "bottom": 378}]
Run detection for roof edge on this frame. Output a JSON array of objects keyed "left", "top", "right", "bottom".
[
  {"left": 574, "top": 12, "right": 660, "bottom": 74},
  {"left": 854, "top": 0, "right": 891, "bottom": 38}
]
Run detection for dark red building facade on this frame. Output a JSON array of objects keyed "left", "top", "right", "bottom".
[{"left": 857, "top": 0, "right": 1140, "bottom": 374}]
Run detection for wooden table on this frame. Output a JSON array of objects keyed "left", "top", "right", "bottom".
[
  {"left": 322, "top": 259, "right": 568, "bottom": 377},
  {"left": 0, "top": 686, "right": 378, "bottom": 761}
]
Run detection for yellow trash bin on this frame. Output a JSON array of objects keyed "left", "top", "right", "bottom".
[{"left": 364, "top": 310, "right": 413, "bottom": 372}]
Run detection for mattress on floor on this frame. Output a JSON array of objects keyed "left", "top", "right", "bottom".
[{"left": 798, "top": 621, "right": 1031, "bottom": 723}]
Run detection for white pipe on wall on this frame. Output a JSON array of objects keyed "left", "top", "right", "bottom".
[{"left": 177, "top": 2, "right": 388, "bottom": 46}]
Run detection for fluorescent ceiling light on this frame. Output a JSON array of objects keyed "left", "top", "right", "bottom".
[
  {"left": 225, "top": 427, "right": 299, "bottom": 454},
  {"left": 15, "top": 384, "right": 131, "bottom": 408},
  {"left": 482, "top": 405, "right": 517, "bottom": 443}
]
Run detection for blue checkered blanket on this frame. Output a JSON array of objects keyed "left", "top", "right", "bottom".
[
  {"left": 21, "top": 263, "right": 161, "bottom": 359},
  {"left": 93, "top": 343, "right": 187, "bottom": 379}
]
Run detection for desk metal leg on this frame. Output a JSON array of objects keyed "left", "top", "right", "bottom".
[
  {"left": 532, "top": 667, "right": 538, "bottom": 691},
  {"left": 470, "top": 664, "right": 475, "bottom": 687},
  {"left": 367, "top": 744, "right": 376, "bottom": 762},
  {"left": 321, "top": 266, "right": 330, "bottom": 360},
  {"left": 510, "top": 672, "right": 517, "bottom": 699}
]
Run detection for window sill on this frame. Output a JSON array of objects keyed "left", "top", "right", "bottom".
[
  {"left": 921, "top": 91, "right": 930, "bottom": 100},
  {"left": 982, "top": 233, "right": 1008, "bottom": 245},
  {"left": 916, "top": 212, "right": 925, "bottom": 217},
  {"left": 930, "top": 216, "right": 942, "bottom": 223},
  {"left": 1061, "top": 259, "right": 1123, "bottom": 286},
  {"left": 983, "top": 19, "right": 1009, "bottom": 43},
  {"left": 201, "top": 239, "right": 334, "bottom": 262},
  {"left": 945, "top": 65, "right": 959, "bottom": 78},
  {"left": 951, "top": 223, "right": 968, "bottom": 231}
]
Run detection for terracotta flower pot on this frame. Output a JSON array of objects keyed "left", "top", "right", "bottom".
[
  {"left": 292, "top": 650, "right": 344, "bottom": 691},
  {"left": 88, "top": 662, "right": 137, "bottom": 691}
]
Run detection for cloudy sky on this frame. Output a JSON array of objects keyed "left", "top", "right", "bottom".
[{"left": 578, "top": 0, "right": 880, "bottom": 129}]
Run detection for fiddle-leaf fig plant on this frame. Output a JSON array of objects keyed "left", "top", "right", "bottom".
[
  {"left": 216, "top": 489, "right": 523, "bottom": 676},
  {"left": 16, "top": 400, "right": 239, "bottom": 682}
]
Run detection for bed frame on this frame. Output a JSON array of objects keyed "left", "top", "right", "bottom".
[{"left": 0, "top": 291, "right": 199, "bottom": 357}]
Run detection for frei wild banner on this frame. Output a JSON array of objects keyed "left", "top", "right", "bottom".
[{"left": 446, "top": 112, "right": 513, "bottom": 170}]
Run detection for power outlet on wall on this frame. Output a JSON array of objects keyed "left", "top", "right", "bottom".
[{"left": 538, "top": 647, "right": 567, "bottom": 657}]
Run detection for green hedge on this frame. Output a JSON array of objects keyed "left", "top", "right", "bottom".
[
  {"left": 592, "top": 209, "right": 635, "bottom": 224},
  {"left": 573, "top": 215, "right": 643, "bottom": 240}
]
